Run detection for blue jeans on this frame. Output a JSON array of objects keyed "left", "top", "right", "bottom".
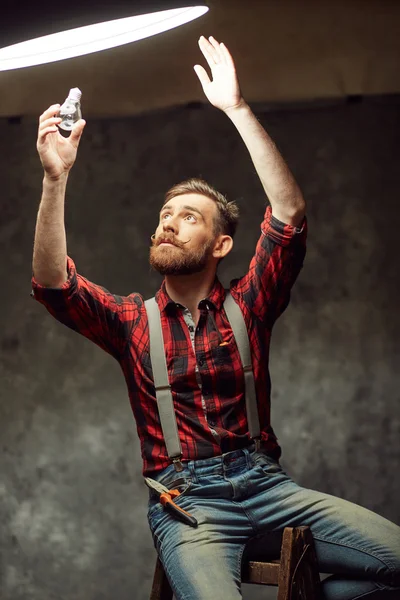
[{"left": 147, "top": 446, "right": 400, "bottom": 599}]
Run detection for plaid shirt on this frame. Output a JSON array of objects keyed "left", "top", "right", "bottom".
[{"left": 31, "top": 206, "right": 306, "bottom": 477}]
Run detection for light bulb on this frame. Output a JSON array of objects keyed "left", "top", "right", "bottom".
[{"left": 58, "top": 88, "right": 82, "bottom": 131}]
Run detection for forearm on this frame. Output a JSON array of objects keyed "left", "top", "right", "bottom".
[
  {"left": 225, "top": 101, "right": 305, "bottom": 225},
  {"left": 33, "top": 173, "right": 69, "bottom": 287}
]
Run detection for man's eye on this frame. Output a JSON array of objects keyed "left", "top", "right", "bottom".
[
  {"left": 162, "top": 213, "right": 171, "bottom": 219},
  {"left": 186, "top": 214, "right": 196, "bottom": 221}
]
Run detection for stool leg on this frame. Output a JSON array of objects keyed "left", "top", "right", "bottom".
[
  {"left": 150, "top": 556, "right": 173, "bottom": 600},
  {"left": 277, "top": 527, "right": 321, "bottom": 600},
  {"left": 278, "top": 527, "right": 297, "bottom": 600},
  {"left": 295, "top": 527, "right": 321, "bottom": 599}
]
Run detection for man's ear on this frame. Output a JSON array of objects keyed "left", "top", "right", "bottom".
[{"left": 213, "top": 235, "right": 233, "bottom": 259}]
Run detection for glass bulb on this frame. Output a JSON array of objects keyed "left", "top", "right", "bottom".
[{"left": 58, "top": 88, "right": 82, "bottom": 131}]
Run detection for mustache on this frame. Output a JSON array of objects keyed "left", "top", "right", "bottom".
[{"left": 153, "top": 234, "right": 191, "bottom": 247}]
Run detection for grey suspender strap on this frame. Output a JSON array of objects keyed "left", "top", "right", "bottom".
[
  {"left": 222, "top": 292, "right": 261, "bottom": 445},
  {"left": 144, "top": 297, "right": 183, "bottom": 471},
  {"left": 144, "top": 292, "right": 261, "bottom": 471}
]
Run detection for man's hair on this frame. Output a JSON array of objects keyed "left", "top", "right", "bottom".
[{"left": 163, "top": 178, "right": 239, "bottom": 239}]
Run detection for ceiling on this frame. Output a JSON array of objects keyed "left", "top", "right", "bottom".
[{"left": 1, "top": 0, "right": 399, "bottom": 119}]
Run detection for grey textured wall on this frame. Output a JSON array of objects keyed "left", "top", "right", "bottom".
[{"left": 1, "top": 97, "right": 399, "bottom": 600}]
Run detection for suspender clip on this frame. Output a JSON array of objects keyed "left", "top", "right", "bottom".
[
  {"left": 254, "top": 437, "right": 261, "bottom": 452},
  {"left": 172, "top": 456, "right": 183, "bottom": 472}
]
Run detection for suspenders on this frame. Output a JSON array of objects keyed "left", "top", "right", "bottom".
[{"left": 144, "top": 292, "right": 261, "bottom": 472}]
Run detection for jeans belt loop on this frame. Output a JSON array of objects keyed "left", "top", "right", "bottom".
[{"left": 254, "top": 437, "right": 261, "bottom": 452}]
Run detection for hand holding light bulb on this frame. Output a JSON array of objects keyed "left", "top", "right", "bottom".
[{"left": 37, "top": 96, "right": 86, "bottom": 181}]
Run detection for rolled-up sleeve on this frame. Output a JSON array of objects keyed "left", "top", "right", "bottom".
[
  {"left": 232, "top": 205, "right": 307, "bottom": 326},
  {"left": 31, "top": 256, "right": 138, "bottom": 359}
]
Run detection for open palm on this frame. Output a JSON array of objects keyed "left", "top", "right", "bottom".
[{"left": 194, "top": 36, "right": 243, "bottom": 112}]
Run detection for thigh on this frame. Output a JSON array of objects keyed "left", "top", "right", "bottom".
[
  {"left": 280, "top": 486, "right": 400, "bottom": 583},
  {"left": 148, "top": 483, "right": 251, "bottom": 600},
  {"left": 162, "top": 536, "right": 245, "bottom": 600},
  {"left": 250, "top": 472, "right": 400, "bottom": 587}
]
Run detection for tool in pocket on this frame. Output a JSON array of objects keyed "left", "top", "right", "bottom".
[{"left": 145, "top": 477, "right": 198, "bottom": 528}]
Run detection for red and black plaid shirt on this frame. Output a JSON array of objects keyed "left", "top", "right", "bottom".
[{"left": 31, "top": 206, "right": 306, "bottom": 477}]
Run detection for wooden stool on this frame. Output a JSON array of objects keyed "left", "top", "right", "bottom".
[{"left": 150, "top": 526, "right": 321, "bottom": 599}]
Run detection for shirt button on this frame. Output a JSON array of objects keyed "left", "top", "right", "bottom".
[
  {"left": 198, "top": 359, "right": 204, "bottom": 367},
  {"left": 208, "top": 420, "right": 216, "bottom": 427}
]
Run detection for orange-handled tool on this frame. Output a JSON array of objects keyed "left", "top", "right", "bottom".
[{"left": 145, "top": 477, "right": 198, "bottom": 528}]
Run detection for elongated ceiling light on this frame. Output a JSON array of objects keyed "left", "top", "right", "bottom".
[{"left": 0, "top": 1, "right": 209, "bottom": 71}]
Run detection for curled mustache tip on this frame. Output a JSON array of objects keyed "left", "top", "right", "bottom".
[{"left": 151, "top": 235, "right": 191, "bottom": 245}]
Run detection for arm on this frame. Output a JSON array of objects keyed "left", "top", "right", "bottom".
[
  {"left": 33, "top": 104, "right": 85, "bottom": 286},
  {"left": 194, "top": 36, "right": 305, "bottom": 227},
  {"left": 31, "top": 257, "right": 137, "bottom": 358},
  {"left": 33, "top": 173, "right": 68, "bottom": 287},
  {"left": 232, "top": 206, "right": 307, "bottom": 326},
  {"left": 195, "top": 37, "right": 306, "bottom": 324},
  {"left": 32, "top": 106, "right": 134, "bottom": 358}
]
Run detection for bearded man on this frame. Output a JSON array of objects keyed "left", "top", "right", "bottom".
[{"left": 32, "top": 36, "right": 400, "bottom": 600}]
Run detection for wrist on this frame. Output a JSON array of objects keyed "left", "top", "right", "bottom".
[
  {"left": 43, "top": 171, "right": 69, "bottom": 186},
  {"left": 223, "top": 98, "right": 250, "bottom": 118}
]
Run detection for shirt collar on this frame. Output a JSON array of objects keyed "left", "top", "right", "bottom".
[{"left": 155, "top": 277, "right": 227, "bottom": 313}]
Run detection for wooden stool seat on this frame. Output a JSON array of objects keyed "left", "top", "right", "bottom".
[{"left": 150, "top": 526, "right": 321, "bottom": 599}]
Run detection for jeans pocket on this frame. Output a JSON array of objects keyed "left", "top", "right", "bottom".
[
  {"left": 253, "top": 453, "right": 283, "bottom": 475},
  {"left": 147, "top": 476, "right": 193, "bottom": 520},
  {"left": 160, "top": 476, "right": 193, "bottom": 494}
]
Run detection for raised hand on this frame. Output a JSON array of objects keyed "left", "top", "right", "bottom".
[
  {"left": 37, "top": 105, "right": 86, "bottom": 180},
  {"left": 194, "top": 36, "right": 244, "bottom": 113}
]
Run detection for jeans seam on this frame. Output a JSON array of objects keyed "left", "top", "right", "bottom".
[
  {"left": 236, "top": 543, "right": 247, "bottom": 591},
  {"left": 313, "top": 533, "right": 398, "bottom": 575},
  {"left": 232, "top": 500, "right": 259, "bottom": 534},
  {"left": 151, "top": 528, "right": 162, "bottom": 554},
  {"left": 161, "top": 549, "right": 193, "bottom": 600},
  {"left": 350, "top": 583, "right": 389, "bottom": 600}
]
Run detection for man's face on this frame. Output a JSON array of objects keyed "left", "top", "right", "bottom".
[{"left": 149, "top": 193, "right": 218, "bottom": 276}]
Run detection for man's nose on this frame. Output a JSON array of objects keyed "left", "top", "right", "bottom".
[{"left": 163, "top": 218, "right": 178, "bottom": 234}]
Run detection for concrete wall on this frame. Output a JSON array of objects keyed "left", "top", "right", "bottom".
[{"left": 1, "top": 96, "right": 399, "bottom": 599}]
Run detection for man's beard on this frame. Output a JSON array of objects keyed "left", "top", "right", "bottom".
[{"left": 149, "top": 235, "right": 214, "bottom": 276}]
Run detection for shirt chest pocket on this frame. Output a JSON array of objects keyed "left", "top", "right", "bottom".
[{"left": 212, "top": 334, "right": 240, "bottom": 369}]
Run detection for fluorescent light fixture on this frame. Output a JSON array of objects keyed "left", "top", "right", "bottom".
[{"left": 0, "top": 5, "right": 209, "bottom": 72}]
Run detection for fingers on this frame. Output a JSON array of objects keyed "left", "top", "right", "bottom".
[
  {"left": 39, "top": 104, "right": 60, "bottom": 124},
  {"left": 38, "top": 105, "right": 62, "bottom": 143},
  {"left": 219, "top": 41, "right": 235, "bottom": 69},
  {"left": 39, "top": 116, "right": 62, "bottom": 130},
  {"left": 198, "top": 36, "right": 232, "bottom": 69},
  {"left": 199, "top": 35, "right": 226, "bottom": 62},
  {"left": 198, "top": 35, "right": 220, "bottom": 69},
  {"left": 208, "top": 36, "right": 225, "bottom": 64},
  {"left": 38, "top": 125, "right": 58, "bottom": 140},
  {"left": 193, "top": 64, "right": 211, "bottom": 88},
  {"left": 38, "top": 117, "right": 62, "bottom": 144},
  {"left": 69, "top": 119, "right": 86, "bottom": 146}
]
